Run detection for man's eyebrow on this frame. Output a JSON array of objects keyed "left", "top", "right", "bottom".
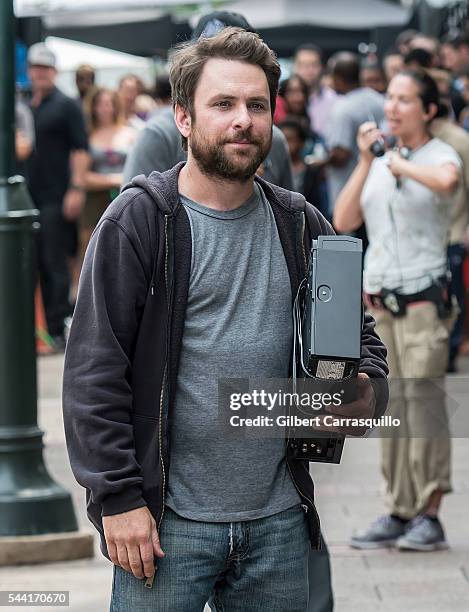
[
  {"left": 248, "top": 96, "right": 270, "bottom": 104},
  {"left": 207, "top": 93, "right": 270, "bottom": 104},
  {"left": 207, "top": 94, "right": 237, "bottom": 102}
]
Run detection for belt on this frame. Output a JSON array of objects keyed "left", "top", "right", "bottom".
[{"left": 365, "top": 277, "right": 451, "bottom": 318}]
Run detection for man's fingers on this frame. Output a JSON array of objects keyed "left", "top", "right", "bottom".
[
  {"left": 107, "top": 540, "right": 118, "bottom": 566},
  {"left": 116, "top": 543, "right": 131, "bottom": 573},
  {"left": 325, "top": 396, "right": 369, "bottom": 417},
  {"left": 127, "top": 543, "right": 144, "bottom": 579},
  {"left": 151, "top": 525, "right": 165, "bottom": 559},
  {"left": 325, "top": 379, "right": 375, "bottom": 417},
  {"left": 338, "top": 426, "right": 368, "bottom": 437},
  {"left": 312, "top": 418, "right": 368, "bottom": 437},
  {"left": 139, "top": 541, "right": 156, "bottom": 579},
  {"left": 102, "top": 507, "right": 163, "bottom": 576},
  {"left": 312, "top": 415, "right": 344, "bottom": 434},
  {"left": 311, "top": 418, "right": 340, "bottom": 434}
]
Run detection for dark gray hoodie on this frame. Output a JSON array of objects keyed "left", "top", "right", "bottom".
[{"left": 63, "top": 162, "right": 388, "bottom": 559}]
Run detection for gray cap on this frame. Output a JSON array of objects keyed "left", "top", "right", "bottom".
[{"left": 27, "top": 43, "right": 56, "bottom": 68}]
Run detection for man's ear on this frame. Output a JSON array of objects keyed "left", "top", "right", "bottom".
[{"left": 174, "top": 104, "right": 192, "bottom": 139}]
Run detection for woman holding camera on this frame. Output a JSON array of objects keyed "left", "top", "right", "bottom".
[{"left": 334, "top": 69, "right": 461, "bottom": 551}]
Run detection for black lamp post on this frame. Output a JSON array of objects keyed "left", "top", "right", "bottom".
[{"left": 0, "top": 0, "right": 78, "bottom": 537}]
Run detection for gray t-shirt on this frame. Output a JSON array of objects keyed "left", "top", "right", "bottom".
[
  {"left": 165, "top": 183, "right": 300, "bottom": 521},
  {"left": 122, "top": 106, "right": 293, "bottom": 189},
  {"left": 326, "top": 87, "right": 384, "bottom": 210},
  {"left": 361, "top": 138, "right": 461, "bottom": 295}
]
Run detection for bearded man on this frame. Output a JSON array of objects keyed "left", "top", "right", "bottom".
[{"left": 63, "top": 28, "right": 388, "bottom": 611}]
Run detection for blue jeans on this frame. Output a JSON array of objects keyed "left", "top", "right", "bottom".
[{"left": 110, "top": 505, "right": 309, "bottom": 611}]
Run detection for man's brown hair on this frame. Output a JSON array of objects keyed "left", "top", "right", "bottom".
[{"left": 169, "top": 27, "right": 280, "bottom": 148}]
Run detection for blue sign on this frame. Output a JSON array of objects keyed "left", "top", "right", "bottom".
[{"left": 16, "top": 40, "right": 29, "bottom": 88}]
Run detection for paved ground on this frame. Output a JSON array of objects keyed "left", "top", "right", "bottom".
[{"left": 1, "top": 354, "right": 468, "bottom": 611}]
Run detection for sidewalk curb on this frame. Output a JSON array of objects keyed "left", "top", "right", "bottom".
[{"left": 0, "top": 531, "right": 94, "bottom": 566}]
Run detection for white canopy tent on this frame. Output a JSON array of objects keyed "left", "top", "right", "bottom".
[
  {"left": 16, "top": 0, "right": 412, "bottom": 29},
  {"left": 45, "top": 36, "right": 155, "bottom": 96},
  {"left": 191, "top": 0, "right": 412, "bottom": 30},
  {"left": 15, "top": 0, "right": 199, "bottom": 58},
  {"left": 15, "top": 0, "right": 205, "bottom": 17}
]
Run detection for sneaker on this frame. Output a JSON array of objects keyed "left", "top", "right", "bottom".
[
  {"left": 396, "top": 515, "right": 449, "bottom": 552},
  {"left": 350, "top": 515, "right": 408, "bottom": 549}
]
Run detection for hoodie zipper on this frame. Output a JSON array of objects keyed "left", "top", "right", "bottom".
[
  {"left": 157, "top": 363, "right": 167, "bottom": 535},
  {"left": 158, "top": 214, "right": 171, "bottom": 533},
  {"left": 145, "top": 360, "right": 167, "bottom": 590},
  {"left": 145, "top": 216, "right": 170, "bottom": 590},
  {"left": 300, "top": 211, "right": 307, "bottom": 277}
]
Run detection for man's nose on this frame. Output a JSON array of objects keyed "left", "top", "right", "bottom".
[{"left": 232, "top": 105, "right": 253, "bottom": 130}]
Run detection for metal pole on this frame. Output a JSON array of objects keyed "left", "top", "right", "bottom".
[{"left": 0, "top": 1, "right": 78, "bottom": 536}]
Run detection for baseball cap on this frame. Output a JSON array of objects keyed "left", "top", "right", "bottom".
[
  {"left": 192, "top": 11, "right": 254, "bottom": 40},
  {"left": 27, "top": 43, "right": 57, "bottom": 68}
]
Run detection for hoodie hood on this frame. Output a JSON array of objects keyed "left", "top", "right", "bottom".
[
  {"left": 122, "top": 159, "right": 303, "bottom": 218},
  {"left": 122, "top": 161, "right": 187, "bottom": 216}
]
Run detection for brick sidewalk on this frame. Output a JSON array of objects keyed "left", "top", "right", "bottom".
[{"left": 0, "top": 355, "right": 468, "bottom": 611}]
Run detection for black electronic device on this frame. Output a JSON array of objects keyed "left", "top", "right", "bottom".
[
  {"left": 291, "top": 236, "right": 363, "bottom": 463},
  {"left": 370, "top": 137, "right": 386, "bottom": 157}
]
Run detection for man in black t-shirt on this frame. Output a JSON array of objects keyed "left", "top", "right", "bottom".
[
  {"left": 26, "top": 43, "right": 89, "bottom": 346},
  {"left": 441, "top": 32, "right": 469, "bottom": 121}
]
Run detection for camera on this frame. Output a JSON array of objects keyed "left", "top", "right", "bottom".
[
  {"left": 369, "top": 133, "right": 397, "bottom": 158},
  {"left": 291, "top": 236, "right": 363, "bottom": 463},
  {"left": 370, "top": 137, "right": 386, "bottom": 157}
]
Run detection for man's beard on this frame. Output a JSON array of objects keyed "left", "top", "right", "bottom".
[{"left": 189, "top": 123, "right": 272, "bottom": 182}]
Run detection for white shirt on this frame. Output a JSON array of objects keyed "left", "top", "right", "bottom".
[{"left": 361, "top": 138, "right": 461, "bottom": 295}]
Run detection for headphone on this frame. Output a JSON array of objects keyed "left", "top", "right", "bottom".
[{"left": 398, "top": 146, "right": 412, "bottom": 160}]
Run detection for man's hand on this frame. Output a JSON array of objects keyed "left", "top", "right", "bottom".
[
  {"left": 103, "top": 506, "right": 165, "bottom": 580},
  {"left": 15, "top": 130, "right": 33, "bottom": 161},
  {"left": 62, "top": 187, "right": 85, "bottom": 221},
  {"left": 314, "top": 373, "right": 376, "bottom": 437}
]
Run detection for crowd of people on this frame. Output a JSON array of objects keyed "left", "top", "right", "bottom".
[
  {"left": 272, "top": 27, "right": 469, "bottom": 553},
  {"left": 13, "top": 13, "right": 469, "bottom": 606},
  {"left": 17, "top": 28, "right": 469, "bottom": 360},
  {"left": 16, "top": 47, "right": 170, "bottom": 345}
]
